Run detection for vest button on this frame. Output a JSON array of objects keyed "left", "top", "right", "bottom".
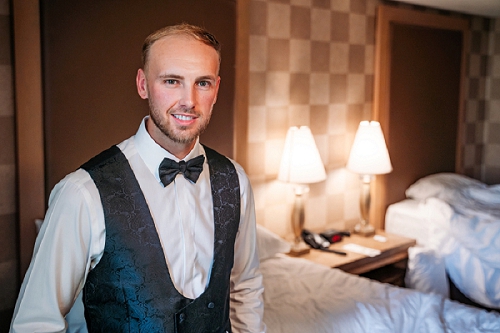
[
  {"left": 179, "top": 313, "right": 185, "bottom": 322},
  {"left": 207, "top": 302, "right": 215, "bottom": 309}
]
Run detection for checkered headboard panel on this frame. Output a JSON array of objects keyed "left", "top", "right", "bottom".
[{"left": 247, "top": 0, "right": 380, "bottom": 236}]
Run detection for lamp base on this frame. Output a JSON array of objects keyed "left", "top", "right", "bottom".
[
  {"left": 353, "top": 222, "right": 375, "bottom": 237},
  {"left": 287, "top": 241, "right": 310, "bottom": 256}
]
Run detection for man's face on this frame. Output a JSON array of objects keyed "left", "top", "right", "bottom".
[{"left": 136, "top": 35, "right": 220, "bottom": 153}]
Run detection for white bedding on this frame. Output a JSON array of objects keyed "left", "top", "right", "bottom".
[
  {"left": 423, "top": 197, "right": 500, "bottom": 308},
  {"left": 385, "top": 199, "right": 430, "bottom": 246},
  {"left": 385, "top": 173, "right": 500, "bottom": 309},
  {"left": 385, "top": 199, "right": 452, "bottom": 297},
  {"left": 261, "top": 254, "right": 500, "bottom": 333}
]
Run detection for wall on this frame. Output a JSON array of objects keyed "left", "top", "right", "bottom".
[
  {"left": 481, "top": 20, "right": 500, "bottom": 183},
  {"left": 0, "top": 0, "right": 17, "bottom": 328},
  {"left": 464, "top": 16, "right": 500, "bottom": 182},
  {"left": 41, "top": 0, "right": 237, "bottom": 195},
  {"left": 247, "top": 0, "right": 379, "bottom": 237},
  {"left": 247, "top": 0, "right": 500, "bottom": 238}
]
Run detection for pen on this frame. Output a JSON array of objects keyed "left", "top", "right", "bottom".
[{"left": 320, "top": 247, "right": 347, "bottom": 256}]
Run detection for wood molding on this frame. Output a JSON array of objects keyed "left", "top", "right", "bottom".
[
  {"left": 13, "top": 0, "right": 45, "bottom": 276},
  {"left": 234, "top": 0, "right": 249, "bottom": 169}
]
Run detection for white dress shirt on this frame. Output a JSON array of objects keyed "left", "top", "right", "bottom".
[{"left": 10, "top": 117, "right": 265, "bottom": 333}]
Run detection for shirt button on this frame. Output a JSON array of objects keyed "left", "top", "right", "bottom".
[
  {"left": 179, "top": 313, "right": 185, "bottom": 322},
  {"left": 207, "top": 302, "right": 215, "bottom": 309}
]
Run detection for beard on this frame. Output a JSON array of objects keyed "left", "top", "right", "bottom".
[{"left": 148, "top": 99, "right": 212, "bottom": 144}]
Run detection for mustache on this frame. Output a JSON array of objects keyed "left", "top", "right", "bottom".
[{"left": 169, "top": 106, "right": 198, "bottom": 115}]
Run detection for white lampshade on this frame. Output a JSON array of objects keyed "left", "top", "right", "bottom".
[
  {"left": 347, "top": 121, "right": 392, "bottom": 175},
  {"left": 278, "top": 126, "right": 326, "bottom": 184}
]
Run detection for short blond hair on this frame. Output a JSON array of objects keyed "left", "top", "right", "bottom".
[{"left": 142, "top": 23, "right": 221, "bottom": 70}]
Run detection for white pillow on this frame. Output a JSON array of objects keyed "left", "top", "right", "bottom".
[
  {"left": 405, "top": 173, "right": 485, "bottom": 200},
  {"left": 256, "top": 224, "right": 291, "bottom": 261}
]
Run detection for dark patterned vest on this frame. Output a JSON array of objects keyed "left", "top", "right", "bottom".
[{"left": 81, "top": 145, "right": 240, "bottom": 333}]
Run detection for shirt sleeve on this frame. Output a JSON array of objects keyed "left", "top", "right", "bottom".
[
  {"left": 229, "top": 162, "right": 266, "bottom": 333},
  {"left": 10, "top": 170, "right": 102, "bottom": 333}
]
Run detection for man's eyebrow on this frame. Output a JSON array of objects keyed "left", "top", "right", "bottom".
[
  {"left": 197, "top": 75, "right": 217, "bottom": 81},
  {"left": 157, "top": 74, "right": 216, "bottom": 81},
  {"left": 158, "top": 74, "right": 183, "bottom": 80}
]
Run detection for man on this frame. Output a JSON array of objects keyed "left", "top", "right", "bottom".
[{"left": 11, "top": 24, "right": 265, "bottom": 333}]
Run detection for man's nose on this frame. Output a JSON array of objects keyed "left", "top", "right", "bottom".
[{"left": 179, "top": 85, "right": 195, "bottom": 109}]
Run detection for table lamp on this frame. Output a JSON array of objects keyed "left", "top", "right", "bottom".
[
  {"left": 278, "top": 126, "right": 326, "bottom": 255},
  {"left": 346, "top": 121, "right": 392, "bottom": 236}
]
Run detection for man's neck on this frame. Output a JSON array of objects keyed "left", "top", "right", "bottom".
[
  {"left": 145, "top": 118, "right": 197, "bottom": 159},
  {"left": 156, "top": 138, "right": 196, "bottom": 160}
]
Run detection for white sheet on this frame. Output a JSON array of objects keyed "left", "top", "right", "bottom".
[
  {"left": 385, "top": 176, "right": 500, "bottom": 309},
  {"left": 422, "top": 197, "right": 500, "bottom": 308},
  {"left": 385, "top": 199, "right": 452, "bottom": 297},
  {"left": 385, "top": 199, "right": 430, "bottom": 246},
  {"left": 386, "top": 196, "right": 500, "bottom": 308},
  {"left": 261, "top": 254, "right": 500, "bottom": 333}
]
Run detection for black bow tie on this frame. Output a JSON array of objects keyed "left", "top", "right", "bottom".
[{"left": 158, "top": 155, "right": 205, "bottom": 187}]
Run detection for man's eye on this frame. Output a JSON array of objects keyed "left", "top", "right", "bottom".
[
  {"left": 198, "top": 81, "right": 211, "bottom": 88},
  {"left": 164, "top": 79, "right": 178, "bottom": 85}
]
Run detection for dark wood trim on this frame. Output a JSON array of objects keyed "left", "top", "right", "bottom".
[
  {"left": 234, "top": 0, "right": 249, "bottom": 169},
  {"left": 13, "top": 0, "right": 46, "bottom": 276}
]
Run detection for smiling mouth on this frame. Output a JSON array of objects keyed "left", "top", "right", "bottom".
[{"left": 173, "top": 114, "right": 196, "bottom": 121}]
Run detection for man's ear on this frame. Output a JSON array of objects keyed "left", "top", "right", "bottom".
[{"left": 136, "top": 69, "right": 148, "bottom": 99}]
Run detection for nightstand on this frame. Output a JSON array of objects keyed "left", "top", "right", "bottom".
[{"left": 293, "top": 230, "right": 416, "bottom": 286}]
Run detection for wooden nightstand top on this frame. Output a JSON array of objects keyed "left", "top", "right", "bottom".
[{"left": 292, "top": 230, "right": 416, "bottom": 275}]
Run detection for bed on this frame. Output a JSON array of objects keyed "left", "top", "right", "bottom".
[
  {"left": 256, "top": 224, "right": 500, "bottom": 333},
  {"left": 385, "top": 172, "right": 500, "bottom": 311},
  {"left": 368, "top": 1, "right": 500, "bottom": 318}
]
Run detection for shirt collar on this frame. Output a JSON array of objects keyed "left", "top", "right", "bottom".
[{"left": 135, "top": 116, "right": 203, "bottom": 178}]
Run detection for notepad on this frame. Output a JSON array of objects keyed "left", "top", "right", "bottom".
[{"left": 342, "top": 243, "right": 381, "bottom": 257}]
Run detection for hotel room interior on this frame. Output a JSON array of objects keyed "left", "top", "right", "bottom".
[{"left": 2, "top": 0, "right": 500, "bottom": 331}]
